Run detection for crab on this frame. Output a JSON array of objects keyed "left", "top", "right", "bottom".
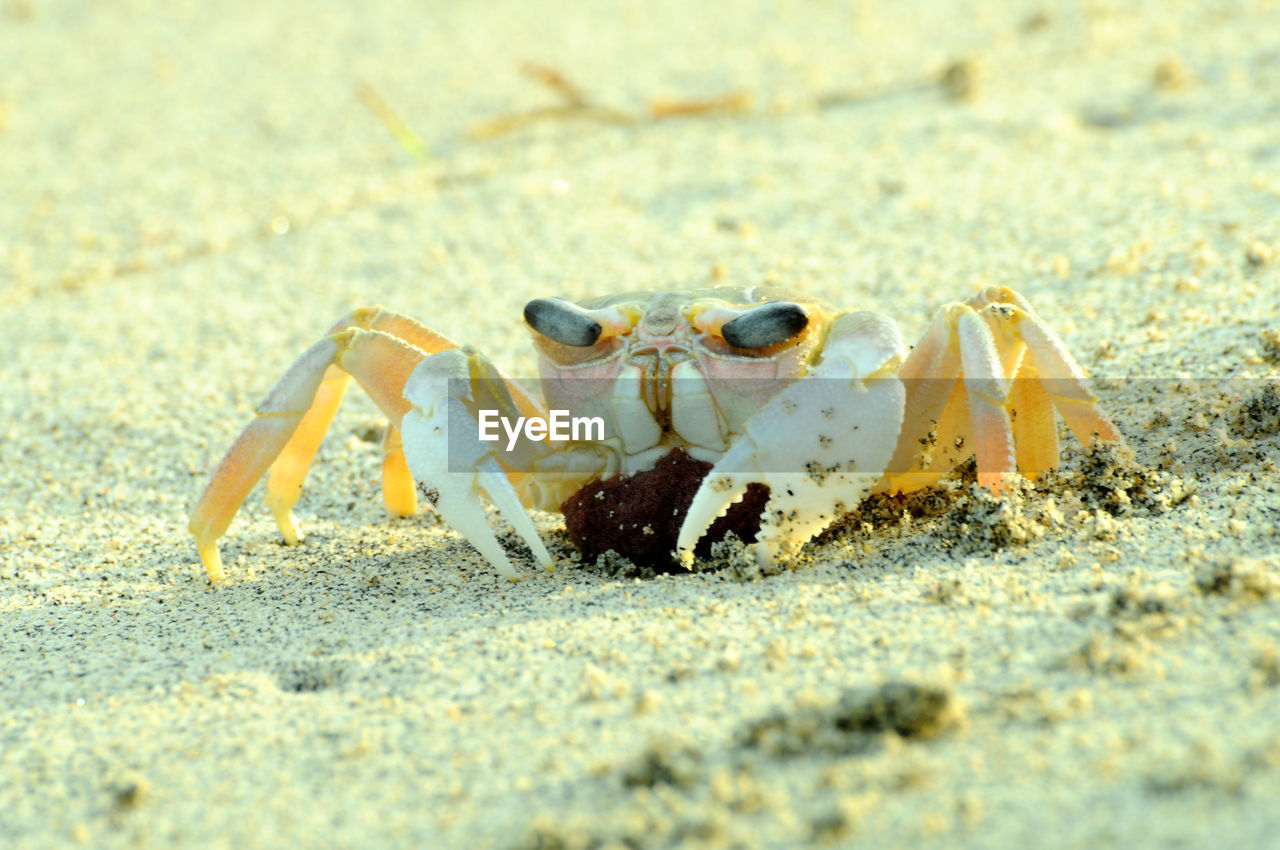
[{"left": 189, "top": 286, "right": 1125, "bottom": 581}]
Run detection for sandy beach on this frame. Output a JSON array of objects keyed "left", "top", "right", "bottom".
[{"left": 3, "top": 1, "right": 1279, "bottom": 847}]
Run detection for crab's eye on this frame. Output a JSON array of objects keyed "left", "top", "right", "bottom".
[
  {"left": 721, "top": 302, "right": 809, "bottom": 349},
  {"left": 523, "top": 298, "right": 603, "bottom": 347}
]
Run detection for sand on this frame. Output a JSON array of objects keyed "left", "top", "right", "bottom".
[{"left": 3, "top": 0, "right": 1280, "bottom": 847}]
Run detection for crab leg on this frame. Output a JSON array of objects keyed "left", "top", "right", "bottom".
[
  {"left": 883, "top": 302, "right": 1021, "bottom": 492},
  {"left": 882, "top": 308, "right": 960, "bottom": 493},
  {"left": 192, "top": 337, "right": 345, "bottom": 580},
  {"left": 1008, "top": 357, "right": 1059, "bottom": 478},
  {"left": 677, "top": 311, "right": 908, "bottom": 568},
  {"left": 263, "top": 364, "right": 350, "bottom": 545},
  {"left": 189, "top": 308, "right": 461, "bottom": 581},
  {"left": 190, "top": 325, "right": 438, "bottom": 580},
  {"left": 259, "top": 309, "right": 466, "bottom": 541},
  {"left": 380, "top": 424, "right": 418, "bottom": 518},
  {"left": 955, "top": 309, "right": 1018, "bottom": 490},
  {"left": 886, "top": 287, "right": 1124, "bottom": 498},
  {"left": 1015, "top": 311, "right": 1125, "bottom": 447}
]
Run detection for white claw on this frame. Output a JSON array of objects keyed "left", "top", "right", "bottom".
[
  {"left": 677, "top": 312, "right": 908, "bottom": 568},
  {"left": 401, "top": 366, "right": 553, "bottom": 580},
  {"left": 677, "top": 380, "right": 904, "bottom": 567},
  {"left": 401, "top": 408, "right": 520, "bottom": 579}
]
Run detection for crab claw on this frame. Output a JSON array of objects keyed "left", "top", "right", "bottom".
[
  {"left": 677, "top": 312, "right": 908, "bottom": 568},
  {"left": 401, "top": 347, "right": 554, "bottom": 580}
]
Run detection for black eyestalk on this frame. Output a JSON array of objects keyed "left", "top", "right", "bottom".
[
  {"left": 523, "top": 298, "right": 604, "bottom": 347},
  {"left": 721, "top": 302, "right": 809, "bottom": 349}
]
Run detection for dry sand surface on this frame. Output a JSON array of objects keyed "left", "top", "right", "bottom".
[{"left": 3, "top": 1, "right": 1280, "bottom": 847}]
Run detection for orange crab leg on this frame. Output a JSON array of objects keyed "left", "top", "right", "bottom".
[
  {"left": 191, "top": 337, "right": 348, "bottom": 580},
  {"left": 886, "top": 307, "right": 961, "bottom": 491},
  {"left": 259, "top": 327, "right": 433, "bottom": 544},
  {"left": 955, "top": 309, "right": 1018, "bottom": 491},
  {"left": 909, "top": 375, "right": 972, "bottom": 487},
  {"left": 258, "top": 316, "right": 461, "bottom": 554},
  {"left": 888, "top": 306, "right": 1019, "bottom": 493},
  {"left": 887, "top": 287, "right": 1123, "bottom": 498},
  {"left": 1017, "top": 313, "right": 1126, "bottom": 447},
  {"left": 380, "top": 425, "right": 417, "bottom": 518},
  {"left": 263, "top": 364, "right": 351, "bottom": 544},
  {"left": 190, "top": 307, "right": 472, "bottom": 581},
  {"left": 1008, "top": 357, "right": 1060, "bottom": 479}
]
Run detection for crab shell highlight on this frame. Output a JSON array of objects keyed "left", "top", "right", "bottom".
[{"left": 189, "top": 286, "right": 1124, "bottom": 580}]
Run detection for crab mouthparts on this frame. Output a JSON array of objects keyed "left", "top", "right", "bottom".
[{"left": 628, "top": 344, "right": 690, "bottom": 417}]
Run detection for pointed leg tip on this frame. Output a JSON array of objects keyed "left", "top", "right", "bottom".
[
  {"left": 197, "top": 542, "right": 225, "bottom": 582},
  {"left": 1099, "top": 426, "right": 1129, "bottom": 448},
  {"left": 529, "top": 540, "right": 555, "bottom": 572},
  {"left": 977, "top": 471, "right": 1020, "bottom": 494},
  {"left": 384, "top": 500, "right": 417, "bottom": 519},
  {"left": 272, "top": 508, "right": 304, "bottom": 546}
]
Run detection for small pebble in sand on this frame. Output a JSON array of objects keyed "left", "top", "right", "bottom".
[
  {"left": 1231, "top": 380, "right": 1280, "bottom": 438},
  {"left": 1245, "top": 241, "right": 1274, "bottom": 267},
  {"left": 939, "top": 55, "right": 990, "bottom": 102},
  {"left": 739, "top": 681, "right": 963, "bottom": 758},
  {"left": 1153, "top": 56, "right": 1195, "bottom": 91},
  {"left": 1259, "top": 329, "right": 1280, "bottom": 362}
]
